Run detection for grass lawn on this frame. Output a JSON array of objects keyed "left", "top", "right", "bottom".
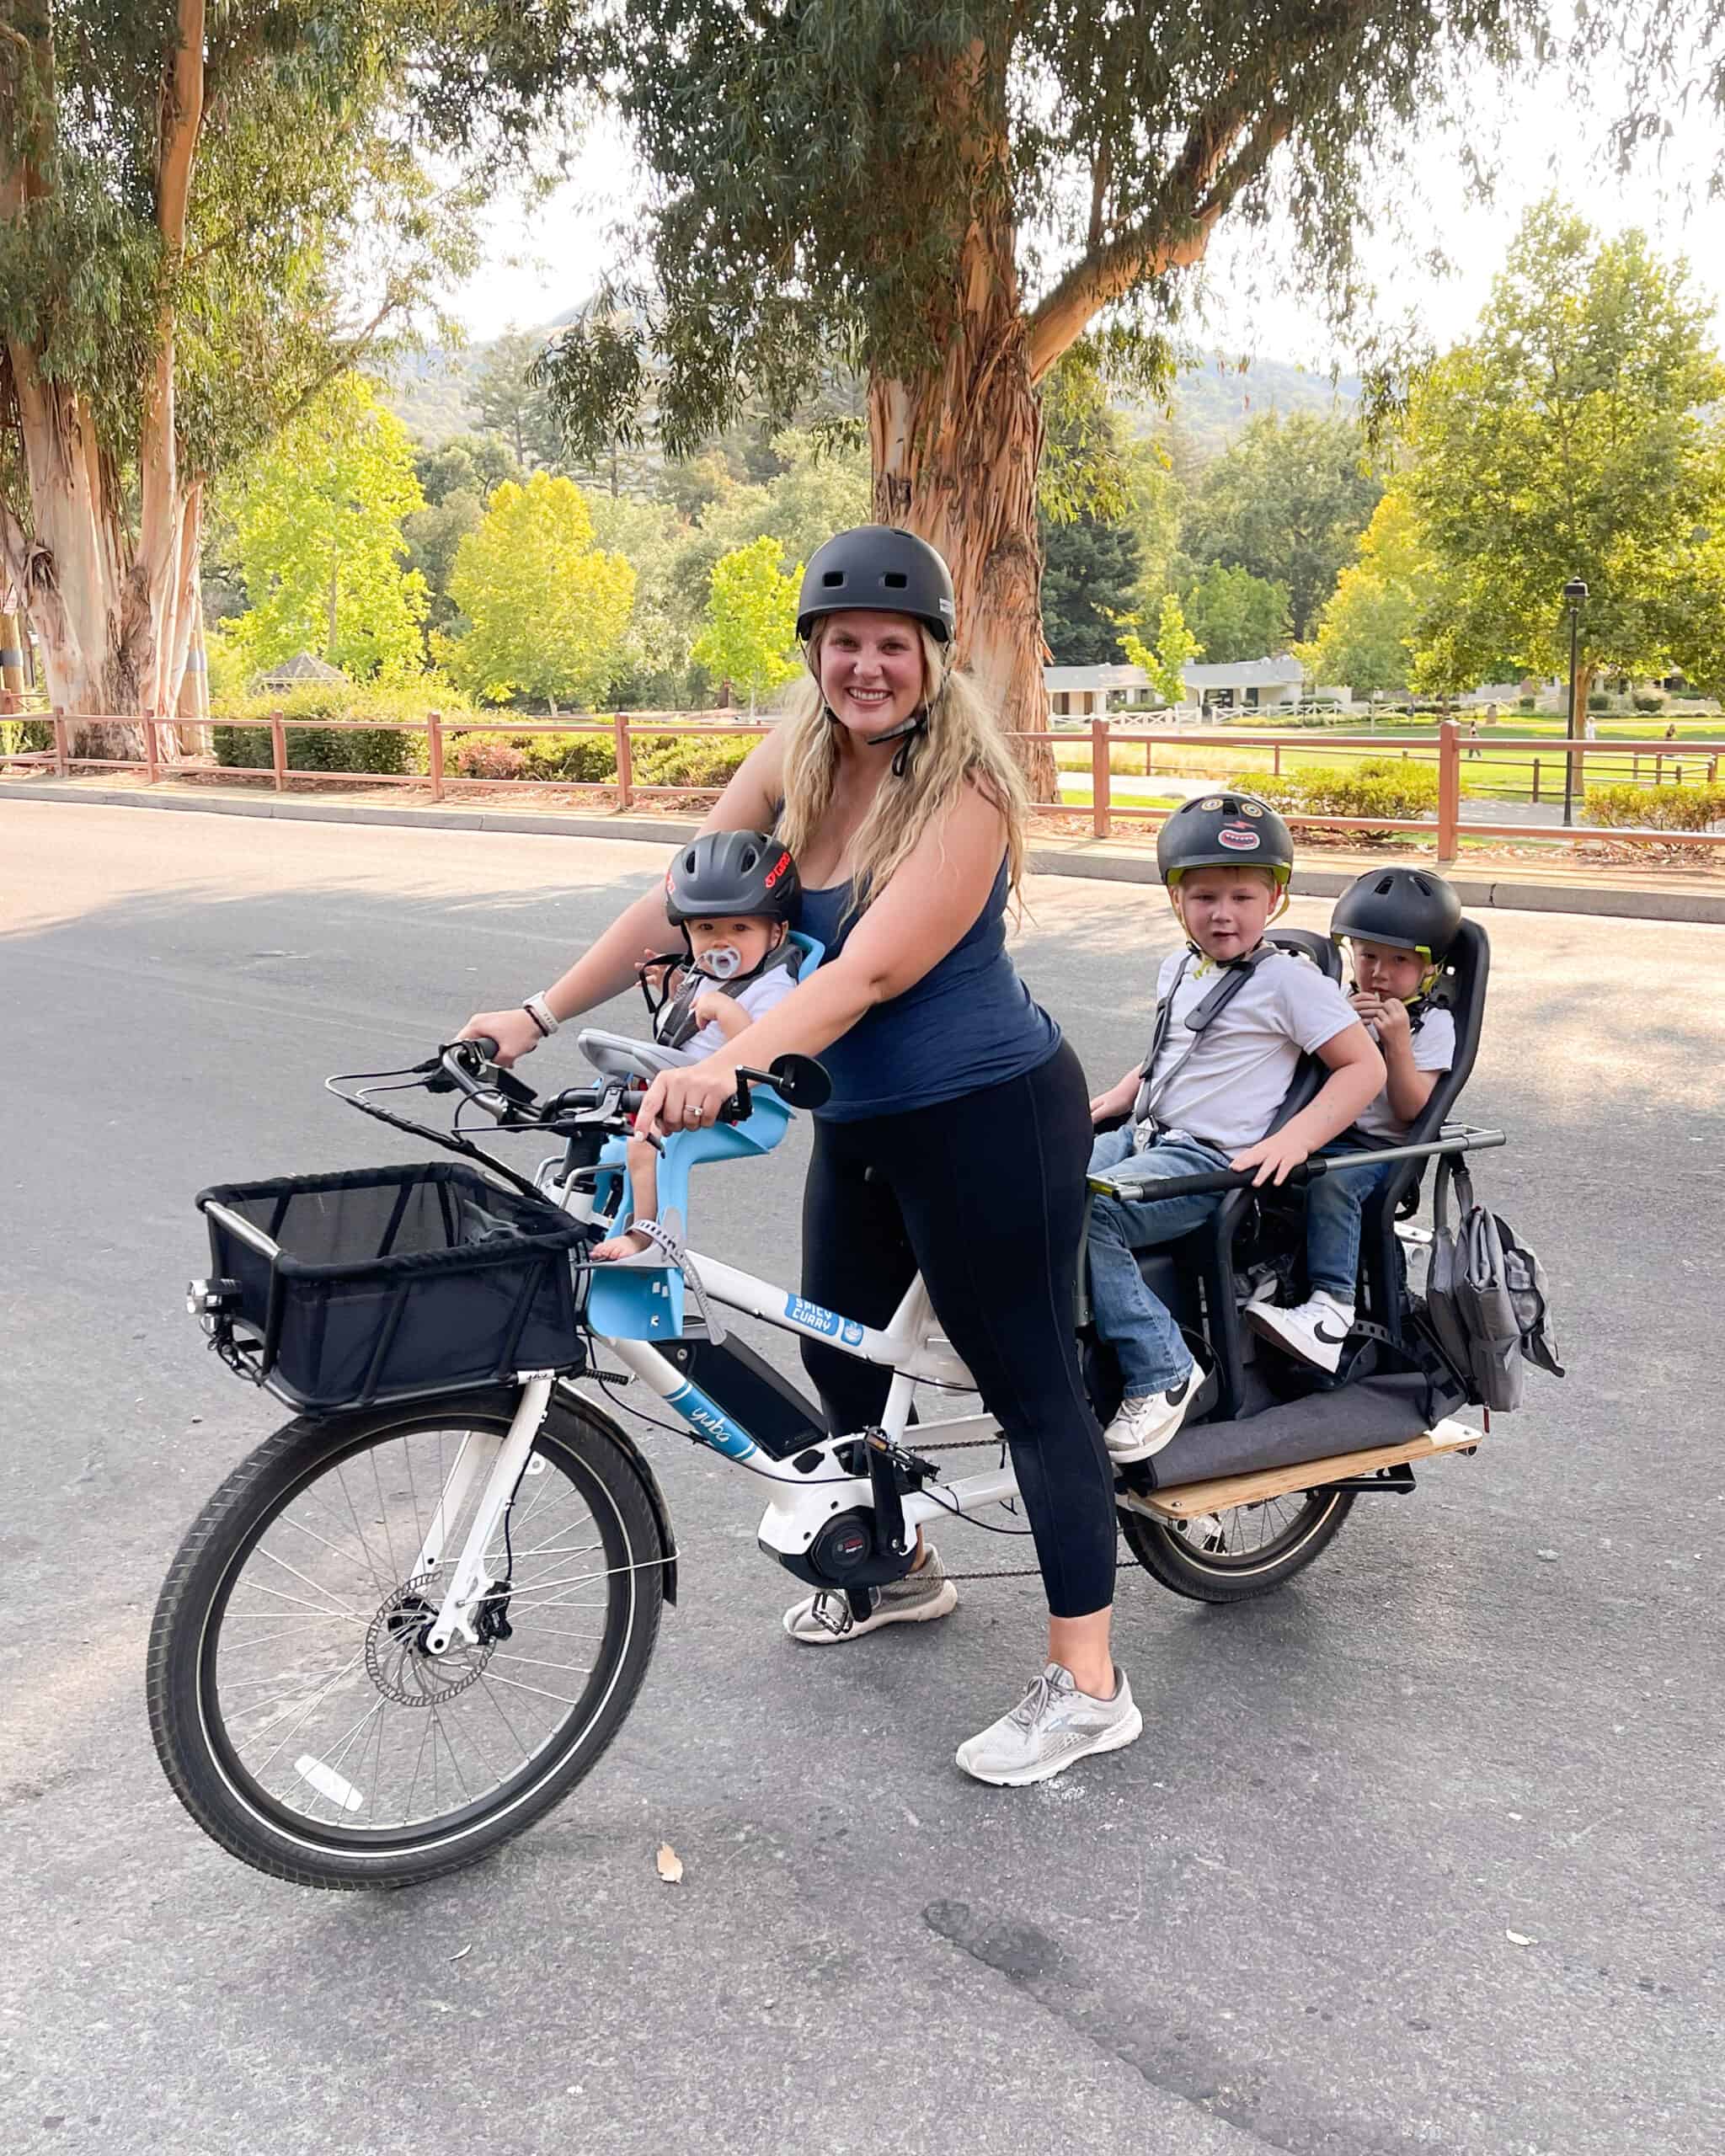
[{"left": 1051, "top": 716, "right": 1722, "bottom": 803}]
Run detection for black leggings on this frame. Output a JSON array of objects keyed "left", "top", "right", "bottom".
[{"left": 798, "top": 1040, "right": 1115, "bottom": 1619}]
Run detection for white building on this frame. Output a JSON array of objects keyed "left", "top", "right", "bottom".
[
  {"left": 1180, "top": 655, "right": 1305, "bottom": 712},
  {"left": 1044, "top": 662, "right": 1152, "bottom": 718}
]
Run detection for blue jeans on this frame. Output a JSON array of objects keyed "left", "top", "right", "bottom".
[
  {"left": 1086, "top": 1124, "right": 1230, "bottom": 1394},
  {"left": 1305, "top": 1138, "right": 1398, "bottom": 1300}
]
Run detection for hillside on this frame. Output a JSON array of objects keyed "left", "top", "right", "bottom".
[{"left": 382, "top": 334, "right": 1361, "bottom": 462}]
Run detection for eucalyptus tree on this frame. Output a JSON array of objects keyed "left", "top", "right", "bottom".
[
  {"left": 539, "top": 0, "right": 1555, "bottom": 760},
  {"left": 0, "top": 3, "right": 582, "bottom": 736}
]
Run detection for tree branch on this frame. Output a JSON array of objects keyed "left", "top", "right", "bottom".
[{"left": 1026, "top": 3, "right": 1370, "bottom": 383}]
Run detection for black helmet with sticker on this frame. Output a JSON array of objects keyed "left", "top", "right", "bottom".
[
  {"left": 1156, "top": 790, "right": 1295, "bottom": 888},
  {"left": 1330, "top": 867, "right": 1461, "bottom": 963}
]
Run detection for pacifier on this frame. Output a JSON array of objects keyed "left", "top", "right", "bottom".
[{"left": 694, "top": 944, "right": 745, "bottom": 981}]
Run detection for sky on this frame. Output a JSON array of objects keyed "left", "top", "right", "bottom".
[{"left": 445, "top": 67, "right": 1725, "bottom": 372}]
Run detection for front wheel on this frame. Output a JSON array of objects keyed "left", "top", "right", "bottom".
[
  {"left": 1119, "top": 1485, "right": 1354, "bottom": 1604},
  {"left": 147, "top": 1388, "right": 665, "bottom": 1889}
]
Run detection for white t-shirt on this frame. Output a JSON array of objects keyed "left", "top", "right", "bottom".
[
  {"left": 1353, "top": 1004, "right": 1455, "bottom": 1142},
  {"left": 678, "top": 963, "right": 799, "bottom": 1058},
  {"left": 1138, "top": 948, "right": 1357, "bottom": 1155}
]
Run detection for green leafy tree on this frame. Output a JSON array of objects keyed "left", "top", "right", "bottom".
[
  {"left": 1295, "top": 487, "right": 1429, "bottom": 693},
  {"left": 692, "top": 536, "right": 801, "bottom": 707},
  {"left": 585, "top": 491, "right": 693, "bottom": 706},
  {"left": 1120, "top": 593, "right": 1203, "bottom": 707},
  {"left": 222, "top": 377, "right": 429, "bottom": 679},
  {"left": 444, "top": 473, "right": 636, "bottom": 711},
  {"left": 1404, "top": 200, "right": 1725, "bottom": 714},
  {"left": 414, "top": 434, "right": 522, "bottom": 509},
  {"left": 1181, "top": 412, "right": 1382, "bottom": 639},
  {"left": 0, "top": 5, "right": 580, "bottom": 734},
  {"left": 537, "top": 3, "right": 1559, "bottom": 771},
  {"left": 669, "top": 430, "right": 872, "bottom": 624},
  {"left": 1177, "top": 560, "right": 1291, "bottom": 664},
  {"left": 1040, "top": 515, "right": 1144, "bottom": 665},
  {"left": 471, "top": 328, "right": 564, "bottom": 471}
]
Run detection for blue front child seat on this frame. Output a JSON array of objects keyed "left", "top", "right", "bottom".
[{"left": 582, "top": 930, "right": 824, "bottom": 1340}]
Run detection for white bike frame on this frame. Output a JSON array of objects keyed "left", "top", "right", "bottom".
[
  {"left": 417, "top": 1174, "right": 1014, "bottom": 1652},
  {"left": 414, "top": 1100, "right": 1488, "bottom": 1653}
]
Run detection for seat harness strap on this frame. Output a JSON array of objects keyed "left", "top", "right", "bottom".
[
  {"left": 643, "top": 939, "right": 803, "bottom": 1050},
  {"left": 1132, "top": 942, "right": 1279, "bottom": 1129}
]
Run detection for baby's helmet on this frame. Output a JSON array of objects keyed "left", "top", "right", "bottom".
[
  {"left": 1330, "top": 867, "right": 1461, "bottom": 963},
  {"left": 665, "top": 830, "right": 799, "bottom": 927},
  {"left": 1156, "top": 791, "right": 1294, "bottom": 888}
]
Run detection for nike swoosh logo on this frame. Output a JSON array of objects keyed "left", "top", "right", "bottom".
[{"left": 1313, "top": 1323, "right": 1352, "bottom": 1344}]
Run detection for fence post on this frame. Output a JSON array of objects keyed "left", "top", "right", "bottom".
[
  {"left": 1091, "top": 716, "right": 1111, "bottom": 841},
  {"left": 1436, "top": 718, "right": 1460, "bottom": 864},
  {"left": 613, "top": 711, "right": 633, "bottom": 810},
  {"left": 52, "top": 706, "right": 67, "bottom": 776},
  {"left": 426, "top": 710, "right": 444, "bottom": 802},
  {"left": 142, "top": 712, "right": 159, "bottom": 785},
  {"left": 269, "top": 708, "right": 286, "bottom": 792},
  {"left": 1531, "top": 756, "right": 1541, "bottom": 804}
]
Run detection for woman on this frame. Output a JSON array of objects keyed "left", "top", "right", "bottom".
[{"left": 461, "top": 526, "right": 1136, "bottom": 1788}]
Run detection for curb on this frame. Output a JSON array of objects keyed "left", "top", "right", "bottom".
[{"left": 5, "top": 776, "right": 1723, "bottom": 925}]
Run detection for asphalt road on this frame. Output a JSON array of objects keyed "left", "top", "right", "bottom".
[{"left": 3, "top": 801, "right": 1722, "bottom": 2156}]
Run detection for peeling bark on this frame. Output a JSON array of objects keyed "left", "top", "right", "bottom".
[{"left": 2, "top": 2, "right": 206, "bottom": 750}]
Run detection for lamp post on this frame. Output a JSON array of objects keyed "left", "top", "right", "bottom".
[{"left": 1562, "top": 577, "right": 1588, "bottom": 828}]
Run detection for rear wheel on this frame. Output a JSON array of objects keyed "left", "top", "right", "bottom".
[
  {"left": 147, "top": 1388, "right": 665, "bottom": 1889},
  {"left": 1119, "top": 1485, "right": 1354, "bottom": 1604}
]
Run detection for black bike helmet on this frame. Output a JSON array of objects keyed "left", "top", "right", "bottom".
[
  {"left": 1156, "top": 791, "right": 1295, "bottom": 889},
  {"left": 796, "top": 526, "right": 956, "bottom": 644},
  {"left": 664, "top": 830, "right": 800, "bottom": 928},
  {"left": 1330, "top": 867, "right": 1461, "bottom": 963}
]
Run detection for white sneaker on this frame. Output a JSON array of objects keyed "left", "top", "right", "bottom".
[
  {"left": 955, "top": 1662, "right": 1143, "bottom": 1786},
  {"left": 1247, "top": 1289, "right": 1356, "bottom": 1373},
  {"left": 782, "top": 1545, "right": 957, "bottom": 1643},
  {"left": 1103, "top": 1364, "right": 1198, "bottom": 1463}
]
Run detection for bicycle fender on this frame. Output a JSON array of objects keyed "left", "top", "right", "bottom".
[{"left": 555, "top": 1380, "right": 679, "bottom": 1605}]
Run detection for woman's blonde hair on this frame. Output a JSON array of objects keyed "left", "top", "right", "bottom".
[{"left": 774, "top": 621, "right": 1030, "bottom": 916}]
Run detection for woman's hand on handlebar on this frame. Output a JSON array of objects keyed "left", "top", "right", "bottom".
[
  {"left": 457, "top": 1007, "right": 543, "bottom": 1069},
  {"left": 635, "top": 1058, "right": 740, "bottom": 1142}
]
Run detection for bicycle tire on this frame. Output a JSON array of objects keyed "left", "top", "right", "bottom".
[
  {"left": 146, "top": 1387, "right": 665, "bottom": 1890},
  {"left": 1118, "top": 1485, "right": 1354, "bottom": 1604}
]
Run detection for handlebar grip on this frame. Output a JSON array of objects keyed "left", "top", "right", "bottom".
[
  {"left": 1093, "top": 1161, "right": 1322, "bottom": 1203},
  {"left": 465, "top": 1035, "right": 500, "bottom": 1064}
]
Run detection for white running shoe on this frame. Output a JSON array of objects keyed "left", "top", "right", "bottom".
[
  {"left": 782, "top": 1545, "right": 957, "bottom": 1644},
  {"left": 1103, "top": 1364, "right": 1198, "bottom": 1463},
  {"left": 1247, "top": 1289, "right": 1356, "bottom": 1373},
  {"left": 955, "top": 1662, "right": 1143, "bottom": 1787}
]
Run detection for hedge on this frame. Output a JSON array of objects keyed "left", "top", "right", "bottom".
[
  {"left": 1234, "top": 756, "right": 1441, "bottom": 832},
  {"left": 1583, "top": 782, "right": 1725, "bottom": 832}
]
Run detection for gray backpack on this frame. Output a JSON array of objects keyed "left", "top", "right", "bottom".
[{"left": 1425, "top": 1161, "right": 1565, "bottom": 1412}]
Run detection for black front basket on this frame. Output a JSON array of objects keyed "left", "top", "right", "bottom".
[{"left": 196, "top": 1161, "right": 587, "bottom": 1414}]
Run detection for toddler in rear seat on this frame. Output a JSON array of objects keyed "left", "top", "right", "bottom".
[{"left": 1247, "top": 867, "right": 1461, "bottom": 1372}]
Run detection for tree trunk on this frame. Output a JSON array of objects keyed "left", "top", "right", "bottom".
[{"left": 868, "top": 228, "right": 1051, "bottom": 798}]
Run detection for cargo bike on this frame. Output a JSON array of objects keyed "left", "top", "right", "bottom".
[{"left": 148, "top": 921, "right": 1537, "bottom": 1889}]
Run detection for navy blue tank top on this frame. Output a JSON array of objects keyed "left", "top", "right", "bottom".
[{"left": 796, "top": 857, "right": 1060, "bottom": 1120}]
